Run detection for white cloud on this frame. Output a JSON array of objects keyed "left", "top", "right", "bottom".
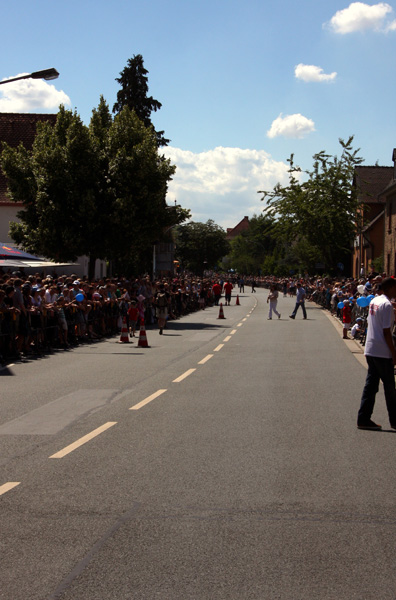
[
  {"left": 162, "top": 146, "right": 290, "bottom": 229},
  {"left": 267, "top": 113, "right": 315, "bottom": 139},
  {"left": 0, "top": 75, "right": 71, "bottom": 112},
  {"left": 327, "top": 2, "right": 395, "bottom": 34},
  {"left": 294, "top": 63, "right": 337, "bottom": 83},
  {"left": 385, "top": 18, "right": 396, "bottom": 30}
]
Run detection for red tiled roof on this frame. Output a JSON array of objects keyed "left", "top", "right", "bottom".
[
  {"left": 226, "top": 216, "right": 250, "bottom": 240},
  {"left": 0, "top": 113, "right": 57, "bottom": 204},
  {"left": 353, "top": 166, "right": 393, "bottom": 204}
]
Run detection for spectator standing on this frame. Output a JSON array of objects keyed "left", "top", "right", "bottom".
[
  {"left": 128, "top": 300, "right": 139, "bottom": 337},
  {"left": 155, "top": 284, "right": 168, "bottom": 335},
  {"left": 212, "top": 281, "right": 222, "bottom": 306},
  {"left": 357, "top": 277, "right": 396, "bottom": 430},
  {"left": 342, "top": 299, "right": 352, "bottom": 338}
]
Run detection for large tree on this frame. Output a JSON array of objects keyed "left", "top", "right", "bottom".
[
  {"left": 174, "top": 220, "right": 230, "bottom": 274},
  {"left": 1, "top": 106, "right": 101, "bottom": 268},
  {"left": 1, "top": 101, "right": 182, "bottom": 277},
  {"left": 259, "top": 136, "right": 363, "bottom": 273},
  {"left": 113, "top": 54, "right": 169, "bottom": 147}
]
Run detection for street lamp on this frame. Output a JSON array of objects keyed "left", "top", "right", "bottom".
[{"left": 0, "top": 68, "right": 59, "bottom": 86}]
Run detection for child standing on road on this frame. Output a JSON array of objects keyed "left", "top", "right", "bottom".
[
  {"left": 128, "top": 300, "right": 139, "bottom": 337},
  {"left": 342, "top": 299, "right": 352, "bottom": 339}
]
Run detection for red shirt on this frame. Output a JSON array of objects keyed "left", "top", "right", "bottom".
[
  {"left": 342, "top": 305, "right": 352, "bottom": 324},
  {"left": 212, "top": 283, "right": 222, "bottom": 296},
  {"left": 224, "top": 282, "right": 233, "bottom": 294},
  {"left": 128, "top": 306, "right": 139, "bottom": 321}
]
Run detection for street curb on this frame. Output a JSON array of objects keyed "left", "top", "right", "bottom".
[{"left": 322, "top": 308, "right": 367, "bottom": 369}]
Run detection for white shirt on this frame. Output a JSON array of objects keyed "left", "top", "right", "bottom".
[{"left": 364, "top": 294, "right": 394, "bottom": 358}]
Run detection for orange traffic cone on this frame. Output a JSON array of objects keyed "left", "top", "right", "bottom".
[
  {"left": 118, "top": 317, "right": 129, "bottom": 343},
  {"left": 217, "top": 303, "right": 226, "bottom": 319},
  {"left": 138, "top": 318, "right": 149, "bottom": 347},
  {"left": 236, "top": 295, "right": 240, "bottom": 305}
]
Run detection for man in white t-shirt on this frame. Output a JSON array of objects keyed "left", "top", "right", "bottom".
[{"left": 357, "top": 277, "right": 396, "bottom": 430}]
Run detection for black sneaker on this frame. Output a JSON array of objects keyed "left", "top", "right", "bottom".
[
  {"left": 357, "top": 420, "right": 382, "bottom": 430},
  {"left": 390, "top": 424, "right": 396, "bottom": 430},
  {"left": 289, "top": 315, "right": 295, "bottom": 319}
]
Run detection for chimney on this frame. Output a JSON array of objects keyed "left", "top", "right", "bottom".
[{"left": 393, "top": 148, "right": 396, "bottom": 179}]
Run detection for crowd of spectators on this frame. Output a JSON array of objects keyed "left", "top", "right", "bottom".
[
  {"left": 1, "top": 268, "right": 388, "bottom": 365},
  {"left": 0, "top": 270, "right": 241, "bottom": 364},
  {"left": 258, "top": 271, "right": 389, "bottom": 343}
]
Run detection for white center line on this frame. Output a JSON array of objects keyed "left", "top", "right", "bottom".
[
  {"left": 0, "top": 482, "right": 20, "bottom": 496},
  {"left": 237, "top": 323, "right": 243, "bottom": 327},
  {"left": 198, "top": 354, "right": 213, "bottom": 364},
  {"left": 49, "top": 422, "right": 117, "bottom": 459},
  {"left": 173, "top": 368, "right": 196, "bottom": 383},
  {"left": 223, "top": 336, "right": 231, "bottom": 342},
  {"left": 214, "top": 344, "right": 224, "bottom": 352},
  {"left": 230, "top": 329, "right": 237, "bottom": 335},
  {"left": 130, "top": 389, "right": 167, "bottom": 410}
]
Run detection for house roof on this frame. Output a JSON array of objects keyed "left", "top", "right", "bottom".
[
  {"left": 353, "top": 166, "right": 393, "bottom": 204},
  {"left": 0, "top": 112, "right": 57, "bottom": 204},
  {"left": 362, "top": 209, "right": 385, "bottom": 233},
  {"left": 226, "top": 216, "right": 250, "bottom": 240}
]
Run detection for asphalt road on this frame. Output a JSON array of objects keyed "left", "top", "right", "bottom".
[{"left": 1, "top": 288, "right": 396, "bottom": 600}]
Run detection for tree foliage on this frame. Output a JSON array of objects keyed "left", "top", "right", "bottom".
[
  {"left": 113, "top": 54, "right": 169, "bottom": 147},
  {"left": 259, "top": 136, "right": 363, "bottom": 272},
  {"left": 1, "top": 100, "right": 185, "bottom": 277},
  {"left": 228, "top": 214, "right": 276, "bottom": 275},
  {"left": 174, "top": 220, "right": 230, "bottom": 274}
]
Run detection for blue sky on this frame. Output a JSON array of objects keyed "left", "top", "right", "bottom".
[{"left": 1, "top": 0, "right": 396, "bottom": 229}]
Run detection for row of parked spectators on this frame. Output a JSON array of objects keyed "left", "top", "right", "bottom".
[{"left": 0, "top": 271, "right": 241, "bottom": 363}]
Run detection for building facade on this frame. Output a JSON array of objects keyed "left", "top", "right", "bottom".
[{"left": 352, "top": 165, "right": 392, "bottom": 278}]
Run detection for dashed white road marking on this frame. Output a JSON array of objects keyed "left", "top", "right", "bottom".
[
  {"left": 223, "top": 336, "right": 231, "bottom": 342},
  {"left": 198, "top": 354, "right": 213, "bottom": 364},
  {"left": 130, "top": 389, "right": 167, "bottom": 410},
  {"left": 173, "top": 368, "right": 196, "bottom": 383},
  {"left": 49, "top": 422, "right": 117, "bottom": 459},
  {"left": 0, "top": 482, "right": 20, "bottom": 496},
  {"left": 214, "top": 344, "right": 224, "bottom": 352}
]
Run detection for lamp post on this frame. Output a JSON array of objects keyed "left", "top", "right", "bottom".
[{"left": 0, "top": 68, "right": 59, "bottom": 86}]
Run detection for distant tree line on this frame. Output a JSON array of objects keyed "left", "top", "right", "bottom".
[{"left": 225, "top": 137, "right": 363, "bottom": 277}]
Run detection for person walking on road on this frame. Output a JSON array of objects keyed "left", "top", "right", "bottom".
[
  {"left": 224, "top": 280, "right": 233, "bottom": 306},
  {"left": 289, "top": 282, "right": 307, "bottom": 319},
  {"left": 357, "top": 277, "right": 396, "bottom": 430},
  {"left": 267, "top": 285, "right": 281, "bottom": 320}
]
